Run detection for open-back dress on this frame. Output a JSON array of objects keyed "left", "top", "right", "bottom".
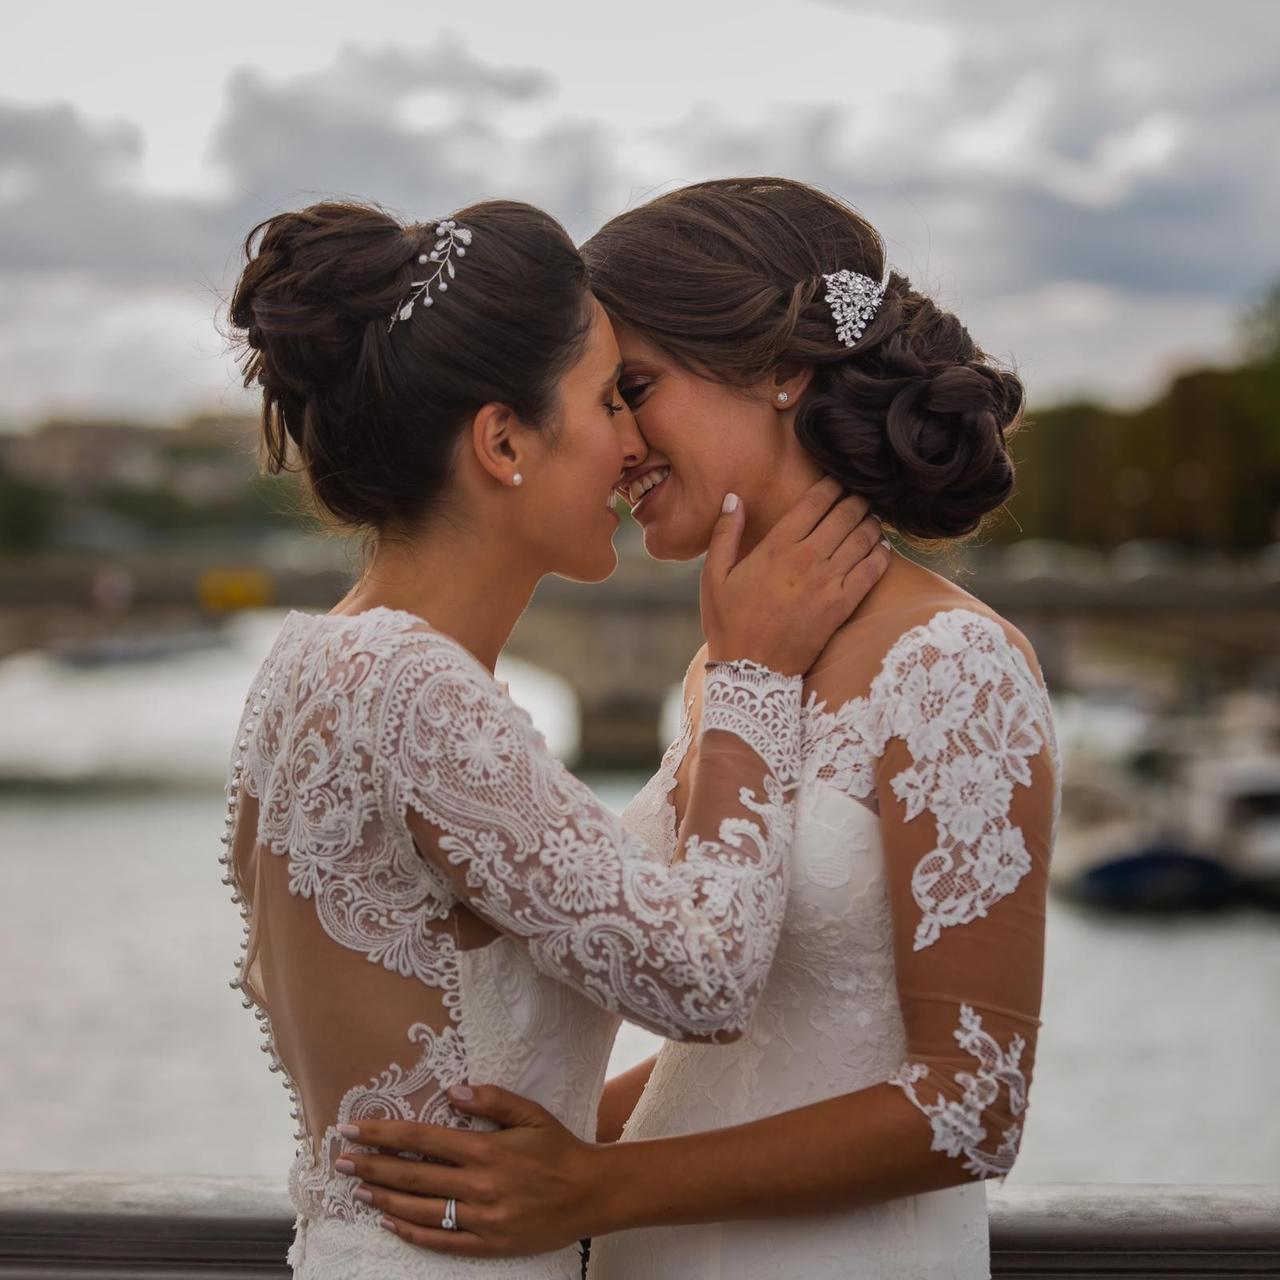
[{"left": 219, "top": 606, "right": 804, "bottom": 1279}]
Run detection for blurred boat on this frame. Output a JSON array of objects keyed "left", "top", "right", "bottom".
[
  {"left": 1050, "top": 692, "right": 1280, "bottom": 911},
  {"left": 0, "top": 610, "right": 581, "bottom": 787},
  {"left": 1063, "top": 837, "right": 1240, "bottom": 912},
  {"left": 1185, "top": 753, "right": 1280, "bottom": 907},
  {"left": 1048, "top": 760, "right": 1227, "bottom": 911}
]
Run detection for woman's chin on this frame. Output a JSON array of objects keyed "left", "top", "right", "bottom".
[
  {"left": 559, "top": 543, "right": 619, "bottom": 583},
  {"left": 640, "top": 516, "right": 709, "bottom": 563}
]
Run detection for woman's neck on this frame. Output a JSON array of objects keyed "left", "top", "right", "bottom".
[
  {"left": 737, "top": 448, "right": 828, "bottom": 558},
  {"left": 334, "top": 524, "right": 541, "bottom": 673},
  {"left": 733, "top": 443, "right": 918, "bottom": 629}
]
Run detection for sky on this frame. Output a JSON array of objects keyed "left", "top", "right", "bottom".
[{"left": 1, "top": 0, "right": 1277, "bottom": 429}]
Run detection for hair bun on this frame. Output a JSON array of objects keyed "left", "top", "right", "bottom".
[
  {"left": 877, "top": 361, "right": 1017, "bottom": 539},
  {"left": 794, "top": 284, "right": 1023, "bottom": 542},
  {"left": 230, "top": 203, "right": 411, "bottom": 401},
  {"left": 226, "top": 198, "right": 592, "bottom": 535}
]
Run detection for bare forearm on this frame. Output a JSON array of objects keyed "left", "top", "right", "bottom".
[
  {"left": 590, "top": 1081, "right": 969, "bottom": 1235},
  {"left": 596, "top": 1054, "right": 659, "bottom": 1143}
]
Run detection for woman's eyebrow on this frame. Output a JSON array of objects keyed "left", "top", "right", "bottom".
[{"left": 599, "top": 361, "right": 624, "bottom": 394}]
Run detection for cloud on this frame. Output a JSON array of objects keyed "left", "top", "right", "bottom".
[
  {"left": 0, "top": 100, "right": 221, "bottom": 284},
  {"left": 0, "top": 6, "right": 1277, "bottom": 425}
]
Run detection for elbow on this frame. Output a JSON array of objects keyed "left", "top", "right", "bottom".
[
  {"left": 888, "top": 1056, "right": 1032, "bottom": 1185},
  {"left": 655, "top": 995, "right": 753, "bottom": 1044},
  {"left": 648, "top": 975, "right": 762, "bottom": 1044}
]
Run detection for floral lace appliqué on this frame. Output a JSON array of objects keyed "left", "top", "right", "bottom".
[
  {"left": 888, "top": 1002, "right": 1028, "bottom": 1180},
  {"left": 803, "top": 608, "right": 1058, "bottom": 951}
]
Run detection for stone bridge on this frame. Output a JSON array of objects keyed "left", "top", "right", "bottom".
[{"left": 1, "top": 550, "right": 1277, "bottom": 767}]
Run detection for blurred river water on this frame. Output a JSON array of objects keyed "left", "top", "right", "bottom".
[
  {"left": 0, "top": 609, "right": 1277, "bottom": 1185},
  {"left": 1, "top": 781, "right": 1277, "bottom": 1185}
]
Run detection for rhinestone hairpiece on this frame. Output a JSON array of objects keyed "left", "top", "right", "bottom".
[
  {"left": 822, "top": 267, "right": 889, "bottom": 347},
  {"left": 387, "top": 219, "right": 473, "bottom": 332}
]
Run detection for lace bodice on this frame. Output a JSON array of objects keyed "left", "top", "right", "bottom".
[
  {"left": 590, "top": 606, "right": 1060, "bottom": 1280},
  {"left": 217, "top": 607, "right": 803, "bottom": 1278}
]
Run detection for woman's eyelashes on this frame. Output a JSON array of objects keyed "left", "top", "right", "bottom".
[
  {"left": 618, "top": 375, "right": 654, "bottom": 408},
  {"left": 603, "top": 396, "right": 626, "bottom": 417}
]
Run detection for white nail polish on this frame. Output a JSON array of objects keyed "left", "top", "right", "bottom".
[{"left": 722, "top": 493, "right": 739, "bottom": 513}]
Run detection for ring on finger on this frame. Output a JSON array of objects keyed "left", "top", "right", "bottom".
[{"left": 442, "top": 1197, "right": 458, "bottom": 1231}]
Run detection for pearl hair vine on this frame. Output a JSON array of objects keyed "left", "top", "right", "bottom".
[
  {"left": 822, "top": 265, "right": 891, "bottom": 347},
  {"left": 387, "top": 219, "right": 474, "bottom": 332}
]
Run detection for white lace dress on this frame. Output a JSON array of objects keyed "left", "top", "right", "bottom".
[
  {"left": 590, "top": 607, "right": 1061, "bottom": 1280},
  {"left": 218, "top": 607, "right": 803, "bottom": 1279}
]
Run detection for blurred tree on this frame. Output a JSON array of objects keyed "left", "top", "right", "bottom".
[
  {"left": 998, "top": 281, "right": 1280, "bottom": 550},
  {"left": 0, "top": 462, "right": 57, "bottom": 552},
  {"left": 1240, "top": 282, "right": 1280, "bottom": 364}
]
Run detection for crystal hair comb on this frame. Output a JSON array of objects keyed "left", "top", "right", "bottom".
[
  {"left": 822, "top": 266, "right": 890, "bottom": 347},
  {"left": 387, "top": 220, "right": 473, "bottom": 331}
]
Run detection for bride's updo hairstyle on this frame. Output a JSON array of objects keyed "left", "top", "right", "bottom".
[
  {"left": 583, "top": 177, "right": 1023, "bottom": 541},
  {"left": 229, "top": 199, "right": 592, "bottom": 533}
]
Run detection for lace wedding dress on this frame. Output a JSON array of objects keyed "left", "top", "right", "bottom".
[
  {"left": 218, "top": 606, "right": 803, "bottom": 1279},
  {"left": 590, "top": 606, "right": 1061, "bottom": 1280}
]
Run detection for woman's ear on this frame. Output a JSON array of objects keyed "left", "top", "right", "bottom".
[
  {"left": 771, "top": 363, "right": 815, "bottom": 409},
  {"left": 470, "top": 402, "right": 526, "bottom": 488}
]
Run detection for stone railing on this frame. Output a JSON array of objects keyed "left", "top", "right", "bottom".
[{"left": 1, "top": 1175, "right": 1278, "bottom": 1277}]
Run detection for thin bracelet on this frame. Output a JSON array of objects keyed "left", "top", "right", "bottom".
[{"left": 703, "top": 657, "right": 781, "bottom": 675}]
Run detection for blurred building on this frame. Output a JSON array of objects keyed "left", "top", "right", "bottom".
[{"left": 0, "top": 415, "right": 260, "bottom": 504}]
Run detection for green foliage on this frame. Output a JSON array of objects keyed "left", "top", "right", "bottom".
[
  {"left": 999, "top": 349, "right": 1280, "bottom": 550},
  {"left": 1239, "top": 282, "right": 1280, "bottom": 364},
  {"left": 96, "top": 473, "right": 306, "bottom": 538},
  {"left": 0, "top": 463, "right": 58, "bottom": 552}
]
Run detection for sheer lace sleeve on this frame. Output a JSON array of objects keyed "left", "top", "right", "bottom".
[
  {"left": 382, "top": 633, "right": 802, "bottom": 1044},
  {"left": 870, "top": 609, "right": 1060, "bottom": 1182}
]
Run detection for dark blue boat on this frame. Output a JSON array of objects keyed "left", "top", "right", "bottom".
[{"left": 1066, "top": 837, "right": 1241, "bottom": 912}]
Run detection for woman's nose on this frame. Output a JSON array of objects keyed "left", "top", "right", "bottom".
[{"left": 616, "top": 407, "right": 649, "bottom": 470}]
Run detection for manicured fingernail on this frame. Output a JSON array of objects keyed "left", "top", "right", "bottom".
[
  {"left": 722, "top": 493, "right": 739, "bottom": 513},
  {"left": 354, "top": 1186, "right": 374, "bottom": 1204},
  {"left": 335, "top": 1158, "right": 355, "bottom": 1175},
  {"left": 880, "top": 538, "right": 892, "bottom": 550},
  {"left": 380, "top": 1216, "right": 398, "bottom": 1234},
  {"left": 449, "top": 1084, "right": 475, "bottom": 1102},
  {"left": 337, "top": 1123, "right": 360, "bottom": 1140}
]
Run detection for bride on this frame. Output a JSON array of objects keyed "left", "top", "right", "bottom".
[
  {"left": 329, "top": 178, "right": 1061, "bottom": 1280},
  {"left": 221, "top": 196, "right": 890, "bottom": 1278}
]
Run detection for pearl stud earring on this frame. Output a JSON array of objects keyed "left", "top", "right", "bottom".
[
  {"left": 512, "top": 473, "right": 523, "bottom": 487},
  {"left": 776, "top": 391, "right": 789, "bottom": 404}
]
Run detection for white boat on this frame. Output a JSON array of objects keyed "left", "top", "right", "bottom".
[
  {"left": 0, "top": 610, "right": 581, "bottom": 787},
  {"left": 1185, "top": 753, "right": 1280, "bottom": 905}
]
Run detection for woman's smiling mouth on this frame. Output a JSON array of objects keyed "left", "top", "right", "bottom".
[{"left": 619, "top": 465, "right": 671, "bottom": 518}]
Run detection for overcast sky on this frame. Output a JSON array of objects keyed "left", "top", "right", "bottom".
[{"left": 1, "top": 0, "right": 1277, "bottom": 429}]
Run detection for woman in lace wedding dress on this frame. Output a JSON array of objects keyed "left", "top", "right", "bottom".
[
  {"left": 221, "top": 196, "right": 890, "bottom": 1279},
  {"left": 336, "top": 179, "right": 1060, "bottom": 1280}
]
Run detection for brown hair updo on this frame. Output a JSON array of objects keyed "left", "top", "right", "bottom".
[
  {"left": 582, "top": 177, "right": 1023, "bottom": 541},
  {"left": 228, "top": 198, "right": 592, "bottom": 533}
]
